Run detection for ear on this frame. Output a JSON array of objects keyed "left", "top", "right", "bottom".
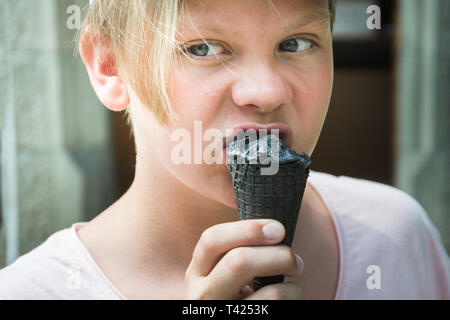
[{"left": 79, "top": 28, "right": 130, "bottom": 111}]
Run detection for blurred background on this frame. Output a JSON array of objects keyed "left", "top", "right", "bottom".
[{"left": 0, "top": 0, "right": 449, "bottom": 268}]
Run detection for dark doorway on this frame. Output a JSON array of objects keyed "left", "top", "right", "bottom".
[{"left": 311, "top": 0, "right": 396, "bottom": 184}]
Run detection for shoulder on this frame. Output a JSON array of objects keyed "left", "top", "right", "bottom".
[
  {"left": 0, "top": 223, "right": 124, "bottom": 300},
  {"left": 0, "top": 228, "right": 77, "bottom": 299},
  {"left": 0, "top": 224, "right": 114, "bottom": 299},
  {"left": 309, "top": 170, "right": 450, "bottom": 299},
  {"left": 308, "top": 170, "right": 433, "bottom": 234}
]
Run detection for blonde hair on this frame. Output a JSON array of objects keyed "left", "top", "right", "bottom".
[{"left": 77, "top": 0, "right": 336, "bottom": 128}]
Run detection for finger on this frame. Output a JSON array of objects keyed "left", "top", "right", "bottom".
[
  {"left": 244, "top": 282, "right": 303, "bottom": 300},
  {"left": 206, "top": 245, "right": 301, "bottom": 298},
  {"left": 188, "top": 219, "right": 285, "bottom": 277},
  {"left": 238, "top": 285, "right": 254, "bottom": 299}
]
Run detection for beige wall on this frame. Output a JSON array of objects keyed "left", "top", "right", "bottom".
[{"left": 0, "top": 0, "right": 116, "bottom": 267}]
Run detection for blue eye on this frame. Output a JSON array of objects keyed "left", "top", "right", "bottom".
[
  {"left": 187, "top": 42, "right": 225, "bottom": 57},
  {"left": 279, "top": 38, "right": 313, "bottom": 53},
  {"left": 183, "top": 37, "right": 314, "bottom": 59}
]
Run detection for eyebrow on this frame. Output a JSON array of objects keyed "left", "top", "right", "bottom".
[
  {"left": 282, "top": 9, "right": 330, "bottom": 31},
  {"left": 179, "top": 9, "right": 330, "bottom": 39}
]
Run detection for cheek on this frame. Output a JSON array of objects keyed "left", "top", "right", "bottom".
[
  {"left": 302, "top": 63, "right": 332, "bottom": 115},
  {"left": 139, "top": 74, "right": 236, "bottom": 207},
  {"left": 293, "top": 56, "right": 333, "bottom": 154},
  {"left": 169, "top": 69, "right": 226, "bottom": 123}
]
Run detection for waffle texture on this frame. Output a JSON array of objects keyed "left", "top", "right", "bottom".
[{"left": 227, "top": 134, "right": 311, "bottom": 291}]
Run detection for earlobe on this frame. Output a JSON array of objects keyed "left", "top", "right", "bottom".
[
  {"left": 98, "top": 76, "right": 130, "bottom": 111},
  {"left": 79, "top": 29, "right": 130, "bottom": 111}
]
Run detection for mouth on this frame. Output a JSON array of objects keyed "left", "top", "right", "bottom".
[{"left": 222, "top": 122, "right": 293, "bottom": 151}]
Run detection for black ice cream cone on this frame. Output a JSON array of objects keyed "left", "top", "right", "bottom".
[{"left": 226, "top": 133, "right": 311, "bottom": 291}]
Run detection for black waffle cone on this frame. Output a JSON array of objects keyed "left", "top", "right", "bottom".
[
  {"left": 227, "top": 135, "right": 311, "bottom": 291},
  {"left": 228, "top": 161, "right": 309, "bottom": 247}
]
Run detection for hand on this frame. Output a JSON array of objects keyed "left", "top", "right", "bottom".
[{"left": 184, "top": 219, "right": 304, "bottom": 300}]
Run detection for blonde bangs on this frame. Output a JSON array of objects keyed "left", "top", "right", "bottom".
[
  {"left": 77, "top": 0, "right": 336, "bottom": 127},
  {"left": 78, "top": 0, "right": 181, "bottom": 127}
]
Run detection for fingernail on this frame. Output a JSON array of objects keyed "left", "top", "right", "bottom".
[
  {"left": 295, "top": 254, "right": 304, "bottom": 272},
  {"left": 262, "top": 222, "right": 283, "bottom": 240}
]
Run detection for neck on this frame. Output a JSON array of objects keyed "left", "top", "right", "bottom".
[
  {"left": 108, "top": 153, "right": 239, "bottom": 280},
  {"left": 92, "top": 152, "right": 318, "bottom": 291}
]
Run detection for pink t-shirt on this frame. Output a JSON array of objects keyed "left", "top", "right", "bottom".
[{"left": 0, "top": 170, "right": 449, "bottom": 299}]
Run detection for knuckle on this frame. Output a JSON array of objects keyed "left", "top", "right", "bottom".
[
  {"left": 184, "top": 266, "right": 193, "bottom": 284},
  {"left": 280, "top": 245, "right": 296, "bottom": 267},
  {"left": 246, "top": 221, "right": 262, "bottom": 242},
  {"left": 186, "top": 288, "right": 208, "bottom": 300},
  {"left": 199, "top": 227, "right": 218, "bottom": 251},
  {"left": 226, "top": 247, "right": 249, "bottom": 273},
  {"left": 193, "top": 284, "right": 210, "bottom": 300},
  {"left": 184, "top": 265, "right": 198, "bottom": 287},
  {"left": 184, "top": 278, "right": 210, "bottom": 300}
]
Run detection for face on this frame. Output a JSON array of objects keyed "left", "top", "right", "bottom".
[{"left": 131, "top": 0, "right": 334, "bottom": 208}]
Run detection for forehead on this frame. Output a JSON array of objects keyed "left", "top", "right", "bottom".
[{"left": 178, "top": 0, "right": 330, "bottom": 37}]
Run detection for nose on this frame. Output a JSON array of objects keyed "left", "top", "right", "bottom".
[{"left": 231, "top": 62, "right": 293, "bottom": 114}]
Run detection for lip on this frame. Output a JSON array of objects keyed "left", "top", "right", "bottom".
[{"left": 223, "top": 122, "right": 293, "bottom": 149}]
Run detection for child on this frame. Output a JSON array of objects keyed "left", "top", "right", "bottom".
[{"left": 0, "top": 0, "right": 449, "bottom": 299}]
